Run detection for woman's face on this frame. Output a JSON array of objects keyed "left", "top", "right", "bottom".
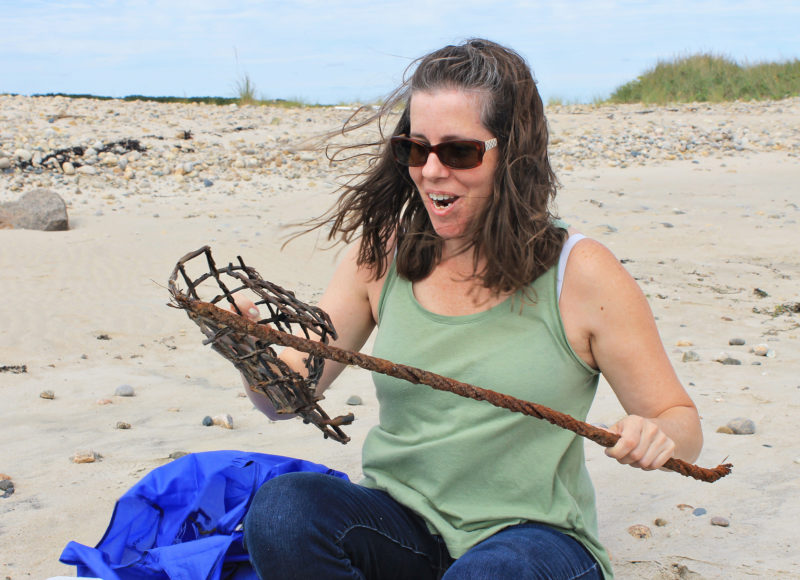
[{"left": 407, "top": 89, "right": 498, "bottom": 243}]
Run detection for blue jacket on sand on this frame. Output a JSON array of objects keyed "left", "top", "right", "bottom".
[{"left": 60, "top": 450, "right": 348, "bottom": 579}]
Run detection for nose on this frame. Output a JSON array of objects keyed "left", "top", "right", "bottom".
[{"left": 420, "top": 150, "right": 450, "bottom": 179}]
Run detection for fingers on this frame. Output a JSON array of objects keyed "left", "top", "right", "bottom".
[
  {"left": 604, "top": 415, "right": 676, "bottom": 471},
  {"left": 229, "top": 294, "right": 261, "bottom": 322}
]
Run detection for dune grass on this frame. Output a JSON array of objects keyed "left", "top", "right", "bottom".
[{"left": 609, "top": 53, "right": 800, "bottom": 104}]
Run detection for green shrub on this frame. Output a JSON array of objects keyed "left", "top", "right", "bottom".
[{"left": 609, "top": 54, "right": 800, "bottom": 104}]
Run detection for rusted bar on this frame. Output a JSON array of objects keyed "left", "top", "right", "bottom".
[{"left": 171, "top": 293, "right": 732, "bottom": 483}]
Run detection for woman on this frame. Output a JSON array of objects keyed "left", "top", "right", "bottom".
[{"left": 240, "top": 39, "right": 702, "bottom": 579}]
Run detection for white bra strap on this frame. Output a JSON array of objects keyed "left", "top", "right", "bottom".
[{"left": 557, "top": 233, "right": 586, "bottom": 299}]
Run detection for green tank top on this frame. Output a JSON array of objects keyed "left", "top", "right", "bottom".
[{"left": 361, "top": 261, "right": 613, "bottom": 578}]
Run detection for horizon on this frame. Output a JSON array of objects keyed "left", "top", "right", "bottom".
[{"left": 2, "top": 1, "right": 799, "bottom": 105}]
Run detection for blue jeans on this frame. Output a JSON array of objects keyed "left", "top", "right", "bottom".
[{"left": 243, "top": 472, "right": 602, "bottom": 579}]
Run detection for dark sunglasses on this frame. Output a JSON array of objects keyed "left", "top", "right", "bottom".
[{"left": 390, "top": 136, "right": 498, "bottom": 170}]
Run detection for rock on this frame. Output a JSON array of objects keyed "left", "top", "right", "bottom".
[
  {"left": 212, "top": 414, "right": 234, "bottom": 429},
  {"left": 726, "top": 417, "right": 756, "bottom": 434},
  {"left": 0, "top": 477, "right": 15, "bottom": 498},
  {"left": 676, "top": 340, "right": 693, "bottom": 347},
  {"left": 39, "top": 390, "right": 55, "bottom": 399},
  {"left": 115, "top": 421, "right": 131, "bottom": 429},
  {"left": 14, "top": 148, "right": 32, "bottom": 162},
  {"left": 169, "top": 451, "right": 189, "bottom": 460},
  {"left": 627, "top": 524, "right": 652, "bottom": 539},
  {"left": 654, "top": 518, "right": 668, "bottom": 527},
  {"left": 716, "top": 426, "right": 735, "bottom": 434},
  {"left": 682, "top": 350, "right": 700, "bottom": 362},
  {"left": 692, "top": 507, "right": 707, "bottom": 516},
  {"left": 346, "top": 395, "right": 363, "bottom": 406},
  {"left": 713, "top": 353, "right": 741, "bottom": 365},
  {"left": 0, "top": 188, "right": 69, "bottom": 231},
  {"left": 0, "top": 157, "right": 12, "bottom": 170},
  {"left": 202, "top": 415, "right": 214, "bottom": 426},
  {"left": 71, "top": 450, "right": 101, "bottom": 463},
  {"left": 711, "top": 516, "right": 730, "bottom": 527},
  {"left": 752, "top": 344, "right": 775, "bottom": 357},
  {"left": 96, "top": 398, "right": 113, "bottom": 405},
  {"left": 203, "top": 178, "right": 214, "bottom": 187},
  {"left": 62, "top": 161, "right": 76, "bottom": 175},
  {"left": 728, "top": 337, "right": 746, "bottom": 346},
  {"left": 115, "top": 384, "right": 135, "bottom": 397}
]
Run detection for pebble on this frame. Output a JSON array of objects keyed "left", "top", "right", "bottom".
[
  {"left": 654, "top": 518, "right": 668, "bottom": 527},
  {"left": 39, "top": 390, "right": 55, "bottom": 399},
  {"left": 0, "top": 476, "right": 15, "bottom": 498},
  {"left": 725, "top": 417, "right": 756, "bottom": 434},
  {"left": 627, "top": 524, "right": 652, "bottom": 539},
  {"left": 711, "top": 516, "right": 730, "bottom": 527},
  {"left": 62, "top": 161, "right": 76, "bottom": 175},
  {"left": 713, "top": 353, "right": 741, "bottom": 365},
  {"left": 115, "top": 421, "right": 131, "bottom": 429},
  {"left": 169, "top": 451, "right": 189, "bottom": 460},
  {"left": 115, "top": 384, "right": 135, "bottom": 397},
  {"left": 346, "top": 395, "right": 363, "bottom": 406},
  {"left": 692, "top": 507, "right": 707, "bottom": 516},
  {"left": 681, "top": 350, "right": 700, "bottom": 362},
  {"left": 212, "top": 414, "right": 234, "bottom": 429},
  {"left": 0, "top": 157, "right": 12, "bottom": 170},
  {"left": 71, "top": 450, "right": 101, "bottom": 463},
  {"left": 202, "top": 415, "right": 214, "bottom": 426},
  {"left": 96, "top": 398, "right": 113, "bottom": 405},
  {"left": 729, "top": 337, "right": 746, "bottom": 346},
  {"left": 676, "top": 339, "right": 693, "bottom": 347},
  {"left": 752, "top": 344, "right": 775, "bottom": 357}
]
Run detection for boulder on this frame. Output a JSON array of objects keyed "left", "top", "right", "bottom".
[{"left": 0, "top": 188, "right": 69, "bottom": 231}]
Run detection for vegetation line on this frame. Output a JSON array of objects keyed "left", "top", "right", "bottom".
[{"left": 4, "top": 53, "right": 798, "bottom": 107}]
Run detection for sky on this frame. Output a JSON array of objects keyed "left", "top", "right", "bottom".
[{"left": 1, "top": 0, "right": 799, "bottom": 105}]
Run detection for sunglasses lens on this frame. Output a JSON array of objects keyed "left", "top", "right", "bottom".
[
  {"left": 391, "top": 138, "right": 427, "bottom": 166},
  {"left": 390, "top": 137, "right": 486, "bottom": 169},
  {"left": 438, "top": 142, "right": 481, "bottom": 169}
]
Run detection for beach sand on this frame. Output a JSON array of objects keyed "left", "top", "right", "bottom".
[{"left": 1, "top": 95, "right": 798, "bottom": 578}]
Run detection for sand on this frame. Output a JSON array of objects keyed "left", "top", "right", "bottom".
[{"left": 1, "top": 95, "right": 798, "bottom": 579}]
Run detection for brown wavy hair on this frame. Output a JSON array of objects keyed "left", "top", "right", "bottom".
[{"left": 308, "top": 38, "right": 565, "bottom": 296}]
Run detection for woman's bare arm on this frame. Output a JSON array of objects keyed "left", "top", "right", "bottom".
[{"left": 560, "top": 238, "right": 703, "bottom": 469}]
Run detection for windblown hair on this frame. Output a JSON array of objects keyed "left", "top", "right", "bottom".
[{"left": 311, "top": 38, "right": 565, "bottom": 296}]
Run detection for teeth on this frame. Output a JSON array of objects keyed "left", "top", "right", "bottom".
[{"left": 429, "top": 193, "right": 456, "bottom": 201}]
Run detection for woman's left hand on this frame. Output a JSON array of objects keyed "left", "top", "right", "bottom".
[{"left": 603, "top": 415, "right": 676, "bottom": 471}]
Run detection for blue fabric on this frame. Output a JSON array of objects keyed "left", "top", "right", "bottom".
[{"left": 60, "top": 450, "right": 348, "bottom": 580}]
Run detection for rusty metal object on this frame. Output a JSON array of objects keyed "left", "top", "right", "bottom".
[
  {"left": 168, "top": 246, "right": 352, "bottom": 443},
  {"left": 169, "top": 246, "right": 732, "bottom": 482}
]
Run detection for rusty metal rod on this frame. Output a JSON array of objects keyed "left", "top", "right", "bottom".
[{"left": 175, "top": 295, "right": 732, "bottom": 483}]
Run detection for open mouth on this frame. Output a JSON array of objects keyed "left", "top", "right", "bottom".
[{"left": 429, "top": 193, "right": 458, "bottom": 210}]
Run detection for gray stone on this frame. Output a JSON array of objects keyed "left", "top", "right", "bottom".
[
  {"left": 682, "top": 350, "right": 700, "bottom": 362},
  {"left": 0, "top": 188, "right": 69, "bottom": 231},
  {"left": 346, "top": 395, "right": 363, "bottom": 406},
  {"left": 115, "top": 384, "right": 135, "bottom": 397},
  {"left": 0, "top": 157, "right": 12, "bottom": 170},
  {"left": 726, "top": 417, "right": 756, "bottom": 434},
  {"left": 711, "top": 516, "right": 730, "bottom": 527},
  {"left": 728, "top": 338, "right": 746, "bottom": 346}
]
